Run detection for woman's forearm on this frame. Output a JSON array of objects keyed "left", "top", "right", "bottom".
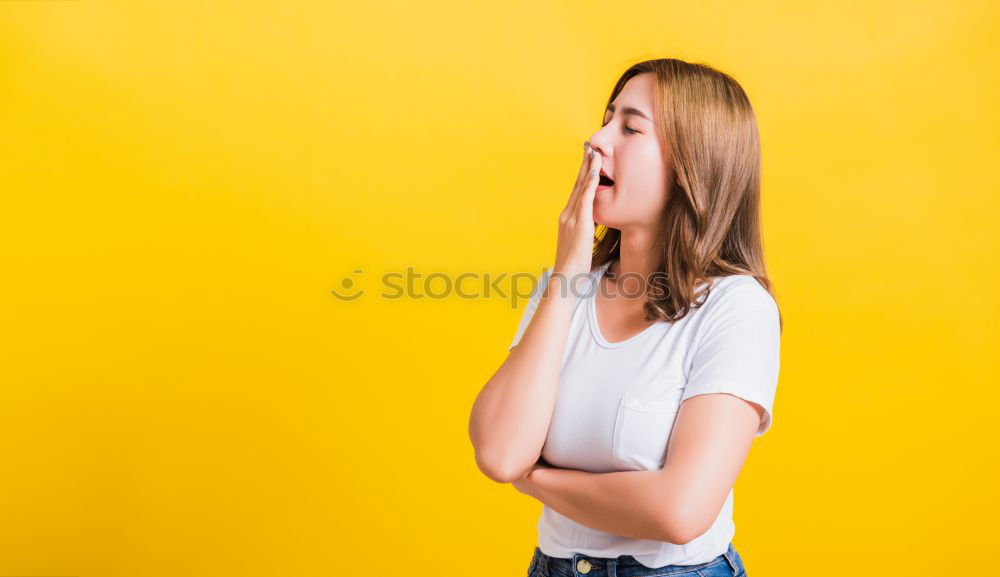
[
  {"left": 524, "top": 466, "right": 681, "bottom": 543},
  {"left": 468, "top": 273, "right": 577, "bottom": 483}
]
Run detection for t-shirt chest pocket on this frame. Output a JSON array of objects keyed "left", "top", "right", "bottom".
[{"left": 612, "top": 386, "right": 685, "bottom": 470}]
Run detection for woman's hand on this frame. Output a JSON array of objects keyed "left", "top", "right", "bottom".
[{"left": 553, "top": 142, "right": 602, "bottom": 279}]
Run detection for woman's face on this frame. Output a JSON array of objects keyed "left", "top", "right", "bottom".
[{"left": 587, "top": 72, "right": 672, "bottom": 231}]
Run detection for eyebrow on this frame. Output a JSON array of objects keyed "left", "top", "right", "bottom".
[{"left": 606, "top": 103, "right": 652, "bottom": 122}]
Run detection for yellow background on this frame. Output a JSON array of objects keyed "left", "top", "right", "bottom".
[{"left": 1, "top": 1, "right": 997, "bottom": 575}]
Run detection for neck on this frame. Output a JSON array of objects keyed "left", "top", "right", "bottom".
[{"left": 610, "top": 226, "right": 661, "bottom": 283}]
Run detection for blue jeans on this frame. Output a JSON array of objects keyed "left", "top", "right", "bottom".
[{"left": 527, "top": 542, "right": 747, "bottom": 577}]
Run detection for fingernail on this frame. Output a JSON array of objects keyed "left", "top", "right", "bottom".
[{"left": 584, "top": 141, "right": 590, "bottom": 151}]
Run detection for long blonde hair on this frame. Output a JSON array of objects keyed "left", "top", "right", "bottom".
[{"left": 592, "top": 58, "right": 783, "bottom": 333}]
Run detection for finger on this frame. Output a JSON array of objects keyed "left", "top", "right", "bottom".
[
  {"left": 564, "top": 142, "right": 593, "bottom": 213},
  {"left": 570, "top": 148, "right": 598, "bottom": 215},
  {"left": 578, "top": 158, "right": 599, "bottom": 231},
  {"left": 573, "top": 150, "right": 601, "bottom": 216}
]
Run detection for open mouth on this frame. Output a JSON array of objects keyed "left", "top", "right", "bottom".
[{"left": 598, "top": 174, "right": 615, "bottom": 187}]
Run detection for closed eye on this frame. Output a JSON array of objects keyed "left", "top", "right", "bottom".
[{"left": 601, "top": 121, "right": 640, "bottom": 135}]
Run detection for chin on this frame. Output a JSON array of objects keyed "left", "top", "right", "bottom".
[
  {"left": 593, "top": 203, "right": 618, "bottom": 228},
  {"left": 594, "top": 188, "right": 620, "bottom": 225},
  {"left": 594, "top": 212, "right": 618, "bottom": 228}
]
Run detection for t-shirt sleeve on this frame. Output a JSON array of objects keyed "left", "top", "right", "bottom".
[
  {"left": 508, "top": 266, "right": 554, "bottom": 352},
  {"left": 681, "top": 283, "right": 782, "bottom": 437}
]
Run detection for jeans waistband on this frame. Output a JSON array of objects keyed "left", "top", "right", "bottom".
[{"left": 535, "top": 542, "right": 743, "bottom": 576}]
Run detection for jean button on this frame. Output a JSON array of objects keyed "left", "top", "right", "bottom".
[{"left": 576, "top": 559, "right": 592, "bottom": 574}]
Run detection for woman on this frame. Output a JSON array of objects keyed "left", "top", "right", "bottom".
[{"left": 468, "top": 58, "right": 781, "bottom": 577}]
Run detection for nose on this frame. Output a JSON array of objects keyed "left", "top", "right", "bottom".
[{"left": 588, "top": 131, "right": 610, "bottom": 159}]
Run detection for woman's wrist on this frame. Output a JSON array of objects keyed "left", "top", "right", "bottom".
[{"left": 545, "top": 269, "right": 590, "bottom": 302}]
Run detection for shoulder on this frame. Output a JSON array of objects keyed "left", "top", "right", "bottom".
[{"left": 699, "top": 274, "right": 778, "bottom": 317}]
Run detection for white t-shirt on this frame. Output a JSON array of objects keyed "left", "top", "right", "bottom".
[{"left": 508, "top": 259, "right": 781, "bottom": 568}]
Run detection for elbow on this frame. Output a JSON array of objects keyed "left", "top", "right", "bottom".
[
  {"left": 473, "top": 450, "right": 531, "bottom": 484},
  {"left": 660, "top": 525, "right": 705, "bottom": 547},
  {"left": 469, "top": 416, "right": 508, "bottom": 483},
  {"left": 656, "top": 506, "right": 713, "bottom": 546},
  {"left": 468, "top": 406, "right": 537, "bottom": 484}
]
